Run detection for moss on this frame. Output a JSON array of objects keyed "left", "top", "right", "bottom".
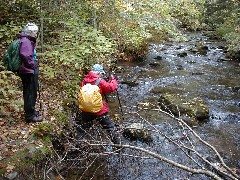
[
  {"left": 33, "top": 123, "right": 54, "bottom": 137},
  {"left": 158, "top": 93, "right": 209, "bottom": 121},
  {"left": 0, "top": 138, "right": 52, "bottom": 175}
]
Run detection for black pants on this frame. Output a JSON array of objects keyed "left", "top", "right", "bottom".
[
  {"left": 76, "top": 112, "right": 121, "bottom": 144},
  {"left": 77, "top": 112, "right": 115, "bottom": 131},
  {"left": 20, "top": 74, "right": 38, "bottom": 120}
]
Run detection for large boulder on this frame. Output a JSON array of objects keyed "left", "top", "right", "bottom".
[{"left": 158, "top": 93, "right": 209, "bottom": 122}]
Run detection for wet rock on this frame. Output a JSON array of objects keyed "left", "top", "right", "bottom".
[
  {"left": 232, "top": 86, "right": 240, "bottom": 93},
  {"left": 226, "top": 50, "right": 240, "bottom": 60},
  {"left": 194, "top": 43, "right": 209, "bottom": 55},
  {"left": 180, "top": 115, "right": 199, "bottom": 127},
  {"left": 189, "top": 48, "right": 198, "bottom": 54},
  {"left": 217, "top": 45, "right": 225, "bottom": 49},
  {"left": 153, "top": 56, "right": 162, "bottom": 60},
  {"left": 176, "top": 65, "right": 184, "bottom": 70},
  {"left": 158, "top": 93, "right": 209, "bottom": 122},
  {"left": 197, "top": 46, "right": 209, "bottom": 55},
  {"left": 177, "top": 52, "right": 188, "bottom": 57},
  {"left": 149, "top": 61, "right": 160, "bottom": 67},
  {"left": 217, "top": 58, "right": 229, "bottom": 62},
  {"left": 123, "top": 123, "right": 153, "bottom": 142},
  {"left": 191, "top": 72, "right": 204, "bottom": 75},
  {"left": 121, "top": 80, "right": 139, "bottom": 87}
]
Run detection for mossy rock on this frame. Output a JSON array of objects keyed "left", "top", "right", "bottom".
[
  {"left": 158, "top": 93, "right": 209, "bottom": 121},
  {"left": 121, "top": 80, "right": 139, "bottom": 87},
  {"left": 123, "top": 123, "right": 153, "bottom": 143}
]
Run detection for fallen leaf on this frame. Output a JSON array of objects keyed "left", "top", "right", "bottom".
[
  {"left": 23, "top": 132, "right": 29, "bottom": 139},
  {"left": 6, "top": 165, "right": 15, "bottom": 173},
  {"left": 4, "top": 151, "right": 14, "bottom": 157},
  {"left": 56, "top": 175, "right": 62, "bottom": 180}
]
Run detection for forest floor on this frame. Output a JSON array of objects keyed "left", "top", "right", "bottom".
[{"left": 0, "top": 75, "right": 65, "bottom": 175}]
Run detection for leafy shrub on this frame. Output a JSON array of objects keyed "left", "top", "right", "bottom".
[
  {"left": 0, "top": 23, "right": 22, "bottom": 46},
  {"left": 34, "top": 123, "right": 54, "bottom": 137},
  {"left": 216, "top": 12, "right": 240, "bottom": 57},
  {"left": 169, "top": 0, "right": 205, "bottom": 30}
]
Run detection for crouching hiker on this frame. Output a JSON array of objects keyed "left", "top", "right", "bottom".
[{"left": 76, "top": 64, "right": 121, "bottom": 144}]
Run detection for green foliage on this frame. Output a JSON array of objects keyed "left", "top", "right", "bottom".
[
  {"left": 34, "top": 123, "right": 54, "bottom": 137},
  {"left": 56, "top": 21, "right": 115, "bottom": 66},
  {"left": 41, "top": 65, "right": 55, "bottom": 79},
  {"left": 169, "top": 0, "right": 206, "bottom": 30},
  {"left": 224, "top": 32, "right": 240, "bottom": 53},
  {"left": 0, "top": 0, "right": 39, "bottom": 25},
  {"left": 40, "top": 18, "right": 116, "bottom": 99},
  {"left": 0, "top": 23, "right": 22, "bottom": 46},
  {"left": 208, "top": 1, "right": 240, "bottom": 57},
  {"left": 204, "top": 0, "right": 238, "bottom": 28},
  {"left": 95, "top": 0, "right": 206, "bottom": 59}
]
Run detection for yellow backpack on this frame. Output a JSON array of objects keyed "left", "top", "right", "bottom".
[{"left": 78, "top": 78, "right": 103, "bottom": 113}]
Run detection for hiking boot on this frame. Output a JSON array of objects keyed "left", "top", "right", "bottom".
[
  {"left": 112, "top": 133, "right": 121, "bottom": 144},
  {"left": 26, "top": 116, "right": 43, "bottom": 123},
  {"left": 107, "top": 129, "right": 121, "bottom": 144}
]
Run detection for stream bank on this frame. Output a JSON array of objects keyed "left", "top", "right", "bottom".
[{"left": 2, "top": 31, "right": 240, "bottom": 180}]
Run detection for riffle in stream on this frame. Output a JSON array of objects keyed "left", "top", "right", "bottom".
[{"left": 17, "top": 32, "right": 240, "bottom": 180}]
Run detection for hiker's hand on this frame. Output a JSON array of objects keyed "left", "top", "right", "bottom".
[
  {"left": 110, "top": 71, "right": 116, "bottom": 79},
  {"left": 110, "top": 74, "right": 115, "bottom": 79}
]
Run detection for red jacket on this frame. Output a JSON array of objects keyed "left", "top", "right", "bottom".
[{"left": 80, "top": 72, "right": 118, "bottom": 115}]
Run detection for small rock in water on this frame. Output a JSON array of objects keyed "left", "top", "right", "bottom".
[
  {"left": 177, "top": 52, "right": 188, "bottom": 57},
  {"left": 123, "top": 123, "right": 153, "bottom": 142},
  {"left": 153, "top": 56, "right": 162, "bottom": 60},
  {"left": 149, "top": 61, "right": 160, "bottom": 67}
]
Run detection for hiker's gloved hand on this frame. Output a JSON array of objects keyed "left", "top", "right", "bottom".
[
  {"left": 110, "top": 72, "right": 117, "bottom": 79},
  {"left": 109, "top": 71, "right": 116, "bottom": 78}
]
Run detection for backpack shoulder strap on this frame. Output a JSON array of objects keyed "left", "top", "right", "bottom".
[{"left": 94, "top": 78, "right": 102, "bottom": 86}]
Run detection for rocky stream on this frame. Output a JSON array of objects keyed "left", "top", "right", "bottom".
[
  {"left": 9, "top": 31, "right": 240, "bottom": 180},
  {"left": 57, "top": 31, "right": 240, "bottom": 180}
]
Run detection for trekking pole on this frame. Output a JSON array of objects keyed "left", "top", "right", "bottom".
[
  {"left": 116, "top": 88, "right": 124, "bottom": 121},
  {"left": 38, "top": 7, "right": 44, "bottom": 113},
  {"left": 106, "top": 67, "right": 125, "bottom": 121}
]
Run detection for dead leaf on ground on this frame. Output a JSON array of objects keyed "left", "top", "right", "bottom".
[
  {"left": 6, "top": 165, "right": 15, "bottom": 173},
  {"left": 4, "top": 151, "right": 14, "bottom": 157}
]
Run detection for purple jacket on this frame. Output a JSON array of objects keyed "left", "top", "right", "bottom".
[{"left": 18, "top": 33, "right": 38, "bottom": 74}]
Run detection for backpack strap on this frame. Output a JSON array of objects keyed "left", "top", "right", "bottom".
[{"left": 94, "top": 78, "right": 102, "bottom": 86}]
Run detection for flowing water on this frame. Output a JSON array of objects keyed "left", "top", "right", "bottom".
[
  {"left": 16, "top": 31, "right": 239, "bottom": 180},
  {"left": 103, "top": 31, "right": 240, "bottom": 179}
]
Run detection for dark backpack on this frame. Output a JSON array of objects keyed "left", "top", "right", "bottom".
[{"left": 3, "top": 39, "right": 22, "bottom": 72}]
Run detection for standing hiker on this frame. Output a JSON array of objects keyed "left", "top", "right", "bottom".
[
  {"left": 19, "top": 23, "right": 42, "bottom": 123},
  {"left": 76, "top": 64, "right": 121, "bottom": 144}
]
